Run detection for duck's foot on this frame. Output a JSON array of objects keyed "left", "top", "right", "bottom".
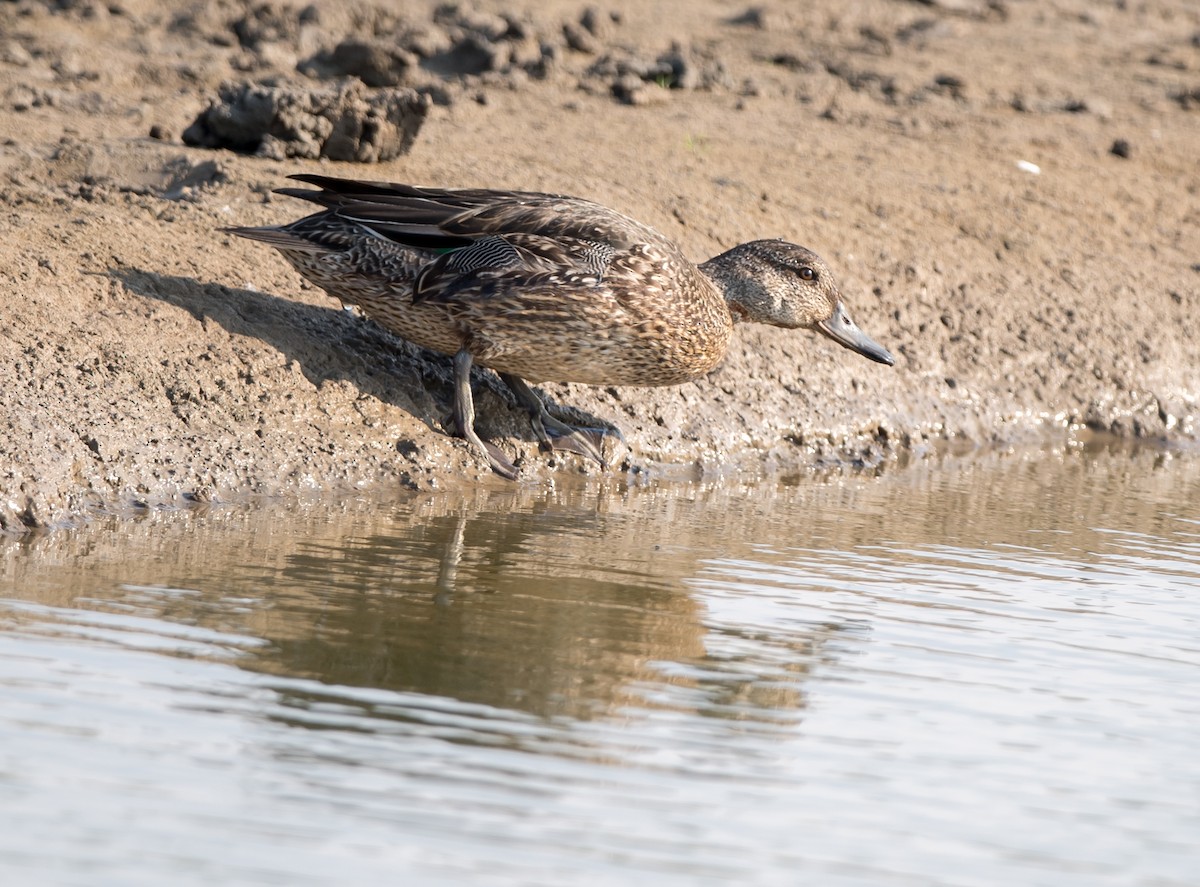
[
  {"left": 476, "top": 439, "right": 518, "bottom": 480},
  {"left": 500, "top": 373, "right": 619, "bottom": 469},
  {"left": 453, "top": 350, "right": 519, "bottom": 480},
  {"left": 534, "top": 412, "right": 619, "bottom": 466}
]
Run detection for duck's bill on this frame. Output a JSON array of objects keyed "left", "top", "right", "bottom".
[{"left": 818, "top": 301, "right": 896, "bottom": 366}]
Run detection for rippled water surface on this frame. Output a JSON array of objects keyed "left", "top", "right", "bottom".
[{"left": 2, "top": 446, "right": 1199, "bottom": 886}]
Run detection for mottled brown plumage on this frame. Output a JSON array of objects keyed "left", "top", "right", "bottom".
[{"left": 228, "top": 175, "right": 894, "bottom": 478}]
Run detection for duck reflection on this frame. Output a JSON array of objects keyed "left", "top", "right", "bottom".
[
  {"left": 1, "top": 478, "right": 867, "bottom": 728},
  {"left": 257, "top": 483, "right": 747, "bottom": 722}
]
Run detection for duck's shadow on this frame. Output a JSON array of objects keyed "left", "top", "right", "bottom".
[{"left": 112, "top": 268, "right": 607, "bottom": 443}]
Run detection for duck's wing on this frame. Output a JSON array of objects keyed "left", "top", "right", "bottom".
[
  {"left": 409, "top": 232, "right": 620, "bottom": 304},
  {"left": 277, "top": 174, "right": 667, "bottom": 255}
]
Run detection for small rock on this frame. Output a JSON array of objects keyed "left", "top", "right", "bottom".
[
  {"left": 1063, "top": 96, "right": 1111, "bottom": 118},
  {"left": 612, "top": 73, "right": 664, "bottom": 106},
  {"left": 301, "top": 39, "right": 418, "bottom": 87},
  {"left": 580, "top": 6, "right": 620, "bottom": 39},
  {"left": 431, "top": 33, "right": 503, "bottom": 76},
  {"left": 932, "top": 73, "right": 966, "bottom": 99},
  {"left": 159, "top": 158, "right": 228, "bottom": 201},
  {"left": 433, "top": 5, "right": 510, "bottom": 42},
  {"left": 770, "top": 52, "right": 813, "bottom": 73},
  {"left": 1110, "top": 138, "right": 1132, "bottom": 158},
  {"left": 1172, "top": 87, "right": 1200, "bottom": 110},
  {"left": 231, "top": 3, "right": 303, "bottom": 51},
  {"left": 0, "top": 40, "right": 34, "bottom": 66},
  {"left": 562, "top": 21, "right": 598, "bottom": 54},
  {"left": 727, "top": 7, "right": 770, "bottom": 28},
  {"left": 403, "top": 24, "right": 452, "bottom": 59}
]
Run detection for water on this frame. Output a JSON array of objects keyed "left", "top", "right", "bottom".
[{"left": 1, "top": 444, "right": 1198, "bottom": 886}]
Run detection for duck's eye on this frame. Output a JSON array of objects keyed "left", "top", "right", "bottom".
[{"left": 799, "top": 267, "right": 817, "bottom": 282}]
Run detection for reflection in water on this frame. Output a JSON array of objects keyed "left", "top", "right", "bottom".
[
  {"left": 0, "top": 475, "right": 871, "bottom": 726},
  {"left": 1, "top": 442, "right": 1199, "bottom": 884}
]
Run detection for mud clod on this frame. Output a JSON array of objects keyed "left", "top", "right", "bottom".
[{"left": 182, "top": 79, "right": 429, "bottom": 162}]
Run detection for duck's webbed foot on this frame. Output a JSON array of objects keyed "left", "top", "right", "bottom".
[
  {"left": 452, "top": 350, "right": 518, "bottom": 479},
  {"left": 500, "top": 373, "right": 620, "bottom": 469}
]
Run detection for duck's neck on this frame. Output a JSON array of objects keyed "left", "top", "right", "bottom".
[{"left": 698, "top": 247, "right": 765, "bottom": 325}]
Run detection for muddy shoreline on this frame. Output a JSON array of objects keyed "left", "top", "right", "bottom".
[{"left": 2, "top": 0, "right": 1197, "bottom": 532}]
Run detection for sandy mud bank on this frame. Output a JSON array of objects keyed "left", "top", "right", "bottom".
[{"left": 1, "top": 0, "right": 1197, "bottom": 530}]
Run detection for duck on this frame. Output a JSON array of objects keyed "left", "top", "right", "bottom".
[{"left": 227, "top": 175, "right": 895, "bottom": 478}]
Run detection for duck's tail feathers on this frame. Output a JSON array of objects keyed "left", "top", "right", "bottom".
[{"left": 222, "top": 225, "right": 328, "bottom": 252}]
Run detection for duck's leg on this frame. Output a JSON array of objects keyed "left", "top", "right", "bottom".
[
  {"left": 452, "top": 349, "right": 519, "bottom": 480},
  {"left": 499, "top": 373, "right": 617, "bottom": 469}
]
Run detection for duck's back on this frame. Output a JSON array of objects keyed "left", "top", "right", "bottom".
[{"left": 235, "top": 177, "right": 736, "bottom": 385}]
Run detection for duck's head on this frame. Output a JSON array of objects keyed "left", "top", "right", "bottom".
[{"left": 703, "top": 239, "right": 895, "bottom": 366}]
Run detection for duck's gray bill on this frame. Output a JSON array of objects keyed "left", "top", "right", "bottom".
[{"left": 818, "top": 301, "right": 896, "bottom": 366}]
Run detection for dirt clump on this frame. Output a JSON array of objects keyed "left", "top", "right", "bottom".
[{"left": 182, "top": 79, "right": 430, "bottom": 161}]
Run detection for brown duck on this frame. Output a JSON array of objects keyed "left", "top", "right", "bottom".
[{"left": 228, "top": 175, "right": 895, "bottom": 478}]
